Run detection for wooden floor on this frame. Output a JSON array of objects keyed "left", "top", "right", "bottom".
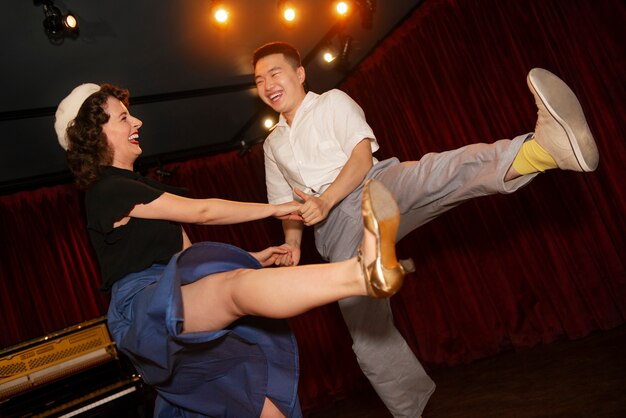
[{"left": 307, "top": 324, "right": 626, "bottom": 418}]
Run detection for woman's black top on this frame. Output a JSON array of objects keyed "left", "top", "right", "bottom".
[{"left": 85, "top": 166, "right": 188, "bottom": 291}]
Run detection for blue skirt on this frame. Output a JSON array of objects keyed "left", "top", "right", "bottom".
[{"left": 107, "top": 242, "right": 302, "bottom": 417}]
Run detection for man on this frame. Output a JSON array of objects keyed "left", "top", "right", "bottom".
[{"left": 252, "top": 41, "right": 598, "bottom": 418}]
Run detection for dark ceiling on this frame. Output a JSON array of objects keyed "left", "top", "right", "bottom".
[{"left": 0, "top": 0, "right": 422, "bottom": 193}]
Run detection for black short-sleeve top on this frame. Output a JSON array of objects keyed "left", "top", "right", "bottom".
[{"left": 85, "top": 166, "right": 188, "bottom": 291}]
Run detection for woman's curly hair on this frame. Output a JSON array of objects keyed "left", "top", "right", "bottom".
[{"left": 66, "top": 84, "right": 130, "bottom": 189}]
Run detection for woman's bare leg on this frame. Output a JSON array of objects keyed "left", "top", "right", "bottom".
[
  {"left": 260, "top": 398, "right": 285, "bottom": 418},
  {"left": 182, "top": 248, "right": 368, "bottom": 332}
]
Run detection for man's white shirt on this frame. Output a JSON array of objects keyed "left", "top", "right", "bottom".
[{"left": 264, "top": 89, "right": 379, "bottom": 204}]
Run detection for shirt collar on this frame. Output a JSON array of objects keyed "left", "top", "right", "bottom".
[
  {"left": 277, "top": 91, "right": 319, "bottom": 127},
  {"left": 101, "top": 165, "right": 140, "bottom": 179}
]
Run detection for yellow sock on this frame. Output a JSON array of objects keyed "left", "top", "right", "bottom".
[{"left": 511, "top": 139, "right": 557, "bottom": 175}]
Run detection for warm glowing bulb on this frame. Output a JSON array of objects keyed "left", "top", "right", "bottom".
[
  {"left": 214, "top": 8, "right": 229, "bottom": 23},
  {"left": 336, "top": 2, "right": 349, "bottom": 16},
  {"left": 64, "top": 14, "right": 77, "bottom": 29},
  {"left": 283, "top": 8, "right": 296, "bottom": 22},
  {"left": 323, "top": 52, "right": 336, "bottom": 63},
  {"left": 264, "top": 118, "right": 275, "bottom": 129}
]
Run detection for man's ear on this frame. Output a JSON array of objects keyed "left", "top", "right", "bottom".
[{"left": 297, "top": 66, "right": 306, "bottom": 84}]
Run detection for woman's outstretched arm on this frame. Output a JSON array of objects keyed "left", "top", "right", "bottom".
[{"left": 128, "top": 192, "right": 302, "bottom": 225}]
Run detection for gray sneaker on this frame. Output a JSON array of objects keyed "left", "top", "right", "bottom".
[{"left": 527, "top": 68, "right": 599, "bottom": 172}]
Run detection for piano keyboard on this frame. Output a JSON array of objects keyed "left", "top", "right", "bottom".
[{"left": 59, "top": 385, "right": 137, "bottom": 418}]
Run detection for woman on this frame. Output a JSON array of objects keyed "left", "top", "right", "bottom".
[{"left": 55, "top": 83, "right": 412, "bottom": 418}]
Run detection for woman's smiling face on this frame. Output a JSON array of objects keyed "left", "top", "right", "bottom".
[{"left": 102, "top": 97, "right": 143, "bottom": 168}]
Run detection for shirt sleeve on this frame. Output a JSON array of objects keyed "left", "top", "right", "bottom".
[
  {"left": 87, "top": 176, "right": 165, "bottom": 234},
  {"left": 264, "top": 139, "right": 295, "bottom": 204},
  {"left": 328, "top": 89, "right": 379, "bottom": 156}
]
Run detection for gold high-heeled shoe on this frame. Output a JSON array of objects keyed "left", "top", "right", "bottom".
[{"left": 359, "top": 179, "right": 415, "bottom": 298}]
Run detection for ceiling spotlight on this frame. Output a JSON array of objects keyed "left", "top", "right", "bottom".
[
  {"left": 263, "top": 117, "right": 276, "bottom": 130},
  {"left": 64, "top": 13, "right": 77, "bottom": 29},
  {"left": 214, "top": 8, "right": 229, "bottom": 23},
  {"left": 322, "top": 32, "right": 352, "bottom": 71},
  {"left": 283, "top": 8, "right": 296, "bottom": 22},
  {"left": 278, "top": 1, "right": 297, "bottom": 24},
  {"left": 323, "top": 51, "right": 337, "bottom": 63},
  {"left": 334, "top": 1, "right": 350, "bottom": 17},
  {"left": 37, "top": 0, "right": 79, "bottom": 40},
  {"left": 210, "top": 1, "right": 230, "bottom": 26}
]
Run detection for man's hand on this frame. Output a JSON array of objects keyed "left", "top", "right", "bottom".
[
  {"left": 272, "top": 243, "right": 301, "bottom": 266},
  {"left": 294, "top": 189, "right": 332, "bottom": 226}
]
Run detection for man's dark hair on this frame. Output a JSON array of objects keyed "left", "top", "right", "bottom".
[{"left": 253, "top": 42, "right": 301, "bottom": 69}]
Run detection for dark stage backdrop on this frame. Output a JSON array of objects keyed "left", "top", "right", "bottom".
[{"left": 1, "top": 0, "right": 624, "bottom": 413}]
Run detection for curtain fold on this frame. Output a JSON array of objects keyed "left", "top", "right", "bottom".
[{"left": 1, "top": 0, "right": 624, "bottom": 413}]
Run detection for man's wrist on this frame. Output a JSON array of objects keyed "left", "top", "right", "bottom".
[{"left": 319, "top": 193, "right": 335, "bottom": 212}]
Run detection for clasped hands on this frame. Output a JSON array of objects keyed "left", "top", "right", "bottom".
[
  {"left": 293, "top": 188, "right": 332, "bottom": 226},
  {"left": 272, "top": 189, "right": 331, "bottom": 267},
  {"left": 262, "top": 188, "right": 332, "bottom": 267},
  {"left": 273, "top": 188, "right": 332, "bottom": 226}
]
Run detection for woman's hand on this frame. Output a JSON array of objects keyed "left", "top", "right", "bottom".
[
  {"left": 273, "top": 201, "right": 303, "bottom": 221},
  {"left": 249, "top": 246, "right": 292, "bottom": 267},
  {"left": 272, "top": 243, "right": 301, "bottom": 267}
]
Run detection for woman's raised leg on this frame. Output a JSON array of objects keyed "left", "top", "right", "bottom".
[
  {"left": 181, "top": 179, "right": 409, "bottom": 333},
  {"left": 181, "top": 250, "right": 366, "bottom": 332}
]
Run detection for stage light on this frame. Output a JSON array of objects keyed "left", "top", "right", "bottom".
[
  {"left": 321, "top": 32, "right": 352, "bottom": 71},
  {"left": 283, "top": 8, "right": 296, "bottom": 22},
  {"left": 37, "top": 0, "right": 79, "bottom": 41},
  {"left": 215, "top": 8, "right": 228, "bottom": 23},
  {"left": 323, "top": 51, "right": 336, "bottom": 63},
  {"left": 335, "top": 1, "right": 350, "bottom": 17},
  {"left": 64, "top": 14, "right": 77, "bottom": 29},
  {"left": 263, "top": 118, "right": 276, "bottom": 130},
  {"left": 211, "top": 1, "right": 230, "bottom": 26},
  {"left": 278, "top": 1, "right": 297, "bottom": 24}
]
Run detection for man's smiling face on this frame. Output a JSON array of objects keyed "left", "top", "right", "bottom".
[{"left": 254, "top": 53, "right": 306, "bottom": 124}]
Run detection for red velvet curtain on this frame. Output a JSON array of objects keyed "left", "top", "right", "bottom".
[
  {"left": 339, "top": 0, "right": 626, "bottom": 366},
  {"left": 1, "top": 0, "right": 624, "bottom": 413}
]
